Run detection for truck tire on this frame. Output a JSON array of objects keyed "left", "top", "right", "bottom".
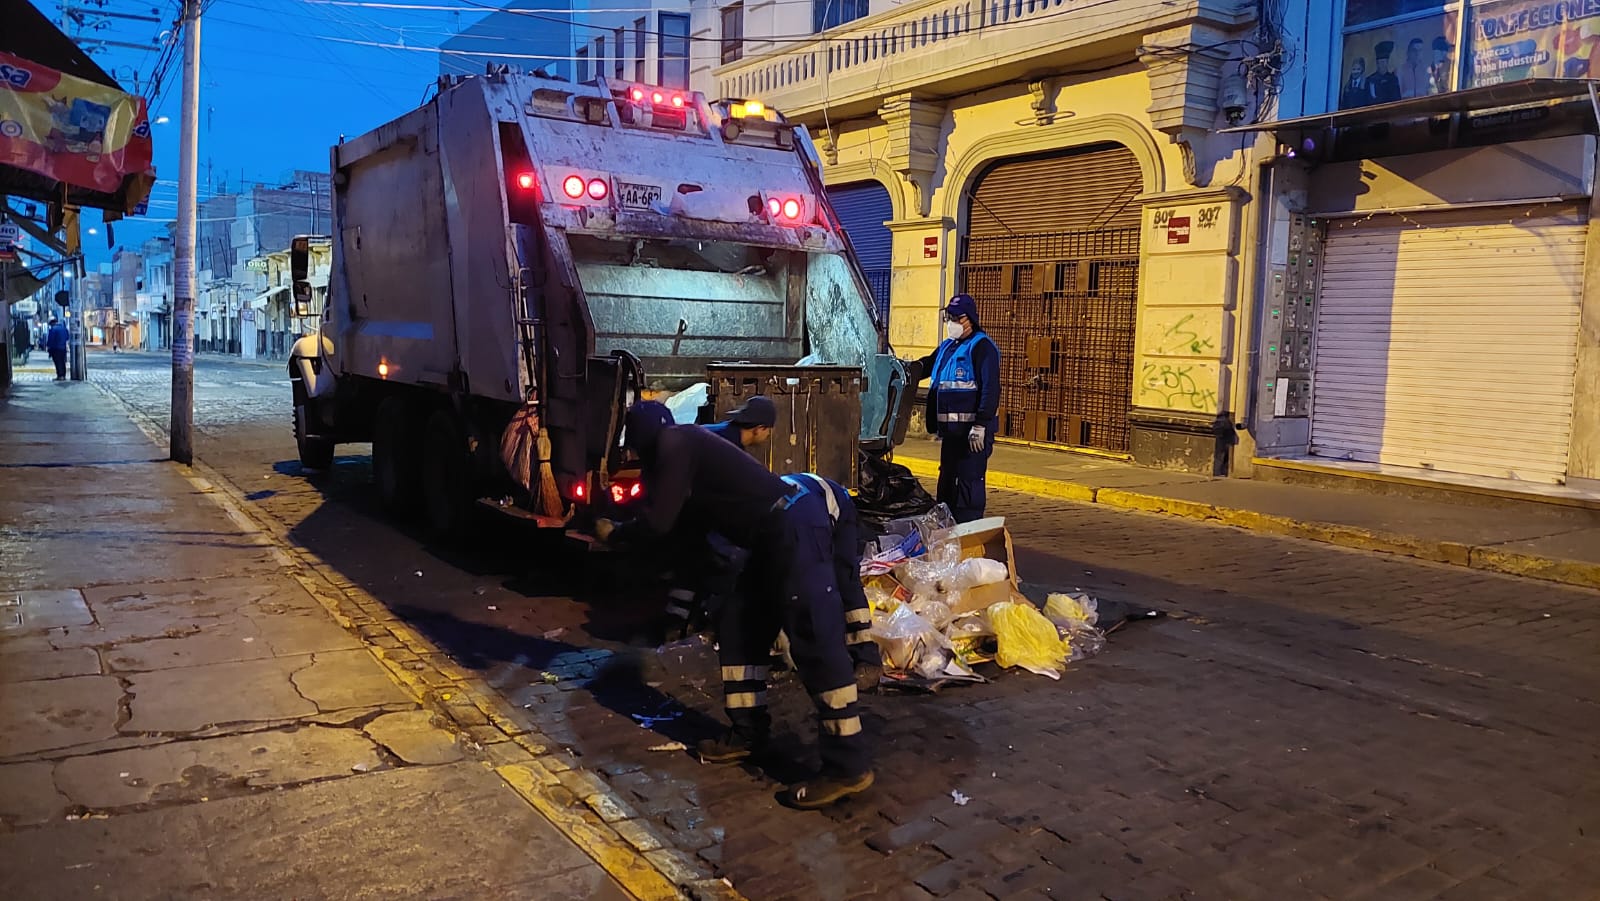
[
  {"left": 293, "top": 385, "right": 335, "bottom": 473},
  {"left": 422, "top": 408, "right": 474, "bottom": 537},
  {"left": 373, "top": 397, "right": 421, "bottom": 516}
]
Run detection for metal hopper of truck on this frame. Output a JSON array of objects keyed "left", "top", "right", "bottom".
[{"left": 287, "top": 70, "right": 913, "bottom": 534}]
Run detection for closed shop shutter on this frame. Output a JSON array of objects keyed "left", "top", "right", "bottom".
[
  {"left": 967, "top": 144, "right": 1144, "bottom": 237},
  {"left": 827, "top": 180, "right": 894, "bottom": 322},
  {"left": 1310, "top": 204, "right": 1586, "bottom": 484}
]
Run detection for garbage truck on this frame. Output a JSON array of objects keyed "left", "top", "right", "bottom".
[{"left": 287, "top": 70, "right": 914, "bottom": 535}]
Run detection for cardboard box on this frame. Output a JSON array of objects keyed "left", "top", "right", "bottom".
[{"left": 943, "top": 517, "right": 1022, "bottom": 616}]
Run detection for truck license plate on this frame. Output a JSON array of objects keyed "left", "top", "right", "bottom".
[{"left": 618, "top": 182, "right": 662, "bottom": 210}]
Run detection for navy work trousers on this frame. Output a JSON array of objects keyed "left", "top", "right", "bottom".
[
  {"left": 936, "top": 420, "right": 996, "bottom": 523},
  {"left": 717, "top": 487, "right": 869, "bottom": 778}
]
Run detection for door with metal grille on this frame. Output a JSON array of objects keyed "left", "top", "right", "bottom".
[{"left": 958, "top": 145, "right": 1144, "bottom": 452}]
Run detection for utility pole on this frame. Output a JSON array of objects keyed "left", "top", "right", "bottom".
[{"left": 170, "top": 0, "right": 200, "bottom": 465}]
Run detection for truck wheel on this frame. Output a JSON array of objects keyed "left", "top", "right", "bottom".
[
  {"left": 293, "top": 386, "right": 335, "bottom": 473},
  {"left": 373, "top": 397, "right": 421, "bottom": 516},
  {"left": 422, "top": 409, "right": 474, "bottom": 537}
]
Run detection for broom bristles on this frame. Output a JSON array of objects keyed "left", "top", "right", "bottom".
[{"left": 535, "top": 428, "right": 563, "bottom": 519}]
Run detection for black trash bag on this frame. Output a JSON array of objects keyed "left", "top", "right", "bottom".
[{"left": 856, "top": 449, "right": 936, "bottom": 537}]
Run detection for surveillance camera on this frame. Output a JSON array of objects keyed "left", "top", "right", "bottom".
[{"left": 1220, "top": 73, "right": 1249, "bottom": 125}]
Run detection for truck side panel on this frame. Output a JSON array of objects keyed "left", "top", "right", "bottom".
[
  {"left": 333, "top": 106, "right": 458, "bottom": 386},
  {"left": 438, "top": 82, "right": 524, "bottom": 403}
]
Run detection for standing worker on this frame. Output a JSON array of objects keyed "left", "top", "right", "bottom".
[
  {"left": 596, "top": 402, "right": 873, "bottom": 808},
  {"left": 45, "top": 316, "right": 70, "bottom": 381},
  {"left": 908, "top": 294, "right": 1000, "bottom": 523}
]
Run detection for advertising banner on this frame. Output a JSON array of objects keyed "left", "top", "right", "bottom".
[
  {"left": 0, "top": 50, "right": 154, "bottom": 193},
  {"left": 1470, "top": 0, "right": 1600, "bottom": 85},
  {"left": 1340, "top": 11, "right": 1461, "bottom": 108}
]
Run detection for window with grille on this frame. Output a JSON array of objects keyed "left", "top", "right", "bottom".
[
  {"left": 576, "top": 46, "right": 588, "bottom": 82},
  {"left": 614, "top": 27, "right": 626, "bottom": 77},
  {"left": 721, "top": 4, "right": 744, "bottom": 64}
]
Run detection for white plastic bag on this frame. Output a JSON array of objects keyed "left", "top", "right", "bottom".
[
  {"left": 664, "top": 382, "right": 709, "bottom": 424},
  {"left": 945, "top": 558, "right": 1009, "bottom": 591},
  {"left": 871, "top": 605, "right": 950, "bottom": 673}
]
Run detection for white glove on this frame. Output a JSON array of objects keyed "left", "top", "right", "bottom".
[{"left": 968, "top": 424, "right": 986, "bottom": 453}]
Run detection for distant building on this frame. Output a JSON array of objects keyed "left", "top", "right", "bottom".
[{"left": 438, "top": 1, "right": 575, "bottom": 81}]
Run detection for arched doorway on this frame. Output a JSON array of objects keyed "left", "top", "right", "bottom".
[{"left": 958, "top": 143, "right": 1143, "bottom": 453}]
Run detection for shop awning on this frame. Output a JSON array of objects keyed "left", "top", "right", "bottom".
[
  {"left": 253, "top": 285, "right": 289, "bottom": 310},
  {"left": 1218, "top": 78, "right": 1600, "bottom": 135}
]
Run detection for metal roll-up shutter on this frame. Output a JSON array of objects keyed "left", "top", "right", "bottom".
[
  {"left": 827, "top": 181, "right": 894, "bottom": 323},
  {"left": 1310, "top": 203, "right": 1586, "bottom": 484},
  {"left": 967, "top": 144, "right": 1144, "bottom": 236}
]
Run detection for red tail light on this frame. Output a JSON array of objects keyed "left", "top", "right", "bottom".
[
  {"left": 516, "top": 172, "right": 535, "bottom": 190},
  {"left": 652, "top": 91, "right": 664, "bottom": 104},
  {"left": 562, "top": 175, "right": 586, "bottom": 198},
  {"left": 573, "top": 482, "right": 586, "bottom": 500},
  {"left": 671, "top": 94, "right": 685, "bottom": 108},
  {"left": 767, "top": 197, "right": 781, "bottom": 217},
  {"left": 587, "top": 178, "right": 609, "bottom": 200},
  {"left": 630, "top": 87, "right": 645, "bottom": 101},
  {"left": 782, "top": 198, "right": 801, "bottom": 219}
]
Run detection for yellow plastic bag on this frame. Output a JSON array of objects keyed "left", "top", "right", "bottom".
[{"left": 988, "top": 601, "right": 1069, "bottom": 679}]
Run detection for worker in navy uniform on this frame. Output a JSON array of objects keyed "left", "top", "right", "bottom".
[
  {"left": 702, "top": 396, "right": 883, "bottom": 687},
  {"left": 1367, "top": 41, "right": 1401, "bottom": 103},
  {"left": 705, "top": 395, "right": 776, "bottom": 450},
  {"left": 596, "top": 402, "right": 873, "bottom": 808},
  {"left": 907, "top": 294, "right": 1000, "bottom": 523}
]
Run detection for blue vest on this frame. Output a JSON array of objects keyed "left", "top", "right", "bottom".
[{"left": 930, "top": 333, "right": 994, "bottom": 435}]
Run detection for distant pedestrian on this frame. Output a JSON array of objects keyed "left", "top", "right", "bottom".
[
  {"left": 46, "top": 316, "right": 69, "bottom": 380},
  {"left": 907, "top": 294, "right": 1000, "bottom": 523},
  {"left": 11, "top": 317, "right": 29, "bottom": 365}
]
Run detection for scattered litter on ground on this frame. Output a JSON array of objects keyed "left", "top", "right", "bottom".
[
  {"left": 474, "top": 587, "right": 487, "bottom": 596},
  {"left": 649, "top": 741, "right": 688, "bottom": 752},
  {"left": 539, "top": 672, "right": 560, "bottom": 684},
  {"left": 241, "top": 637, "right": 254, "bottom": 643},
  {"left": 352, "top": 762, "right": 374, "bottom": 773},
  {"left": 486, "top": 605, "right": 498, "bottom": 611},
  {"left": 118, "top": 772, "right": 129, "bottom": 778},
  {"left": 413, "top": 570, "right": 423, "bottom": 577},
  {"left": 543, "top": 628, "right": 565, "bottom": 640},
  {"left": 951, "top": 790, "right": 970, "bottom": 806}
]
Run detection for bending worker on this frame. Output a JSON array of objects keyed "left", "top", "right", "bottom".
[
  {"left": 597, "top": 402, "right": 873, "bottom": 809},
  {"left": 705, "top": 395, "right": 776, "bottom": 449},
  {"left": 702, "top": 397, "right": 881, "bottom": 688},
  {"left": 908, "top": 293, "right": 1000, "bottom": 523}
]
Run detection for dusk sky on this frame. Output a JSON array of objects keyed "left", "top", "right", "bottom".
[{"left": 29, "top": 0, "right": 518, "bottom": 268}]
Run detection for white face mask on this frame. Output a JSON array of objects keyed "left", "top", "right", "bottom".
[{"left": 943, "top": 320, "right": 963, "bottom": 342}]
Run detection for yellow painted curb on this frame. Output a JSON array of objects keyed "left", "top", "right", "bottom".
[
  {"left": 498, "top": 764, "right": 686, "bottom": 901},
  {"left": 898, "top": 455, "right": 1097, "bottom": 504},
  {"left": 1470, "top": 547, "right": 1600, "bottom": 589}
]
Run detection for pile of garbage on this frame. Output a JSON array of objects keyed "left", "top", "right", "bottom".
[{"left": 859, "top": 503, "right": 1107, "bottom": 691}]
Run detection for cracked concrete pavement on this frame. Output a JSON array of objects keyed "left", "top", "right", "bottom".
[{"left": 0, "top": 377, "right": 630, "bottom": 899}]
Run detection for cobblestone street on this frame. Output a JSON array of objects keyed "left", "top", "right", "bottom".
[{"left": 63, "top": 352, "right": 1600, "bottom": 899}]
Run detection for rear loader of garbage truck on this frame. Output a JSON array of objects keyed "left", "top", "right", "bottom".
[{"left": 287, "top": 71, "right": 915, "bottom": 535}]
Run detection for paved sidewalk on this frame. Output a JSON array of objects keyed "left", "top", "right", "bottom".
[
  {"left": 0, "top": 379, "right": 632, "bottom": 900},
  {"left": 893, "top": 437, "right": 1600, "bottom": 589}
]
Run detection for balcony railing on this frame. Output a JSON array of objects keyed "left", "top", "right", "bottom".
[{"left": 715, "top": 0, "right": 1247, "bottom": 119}]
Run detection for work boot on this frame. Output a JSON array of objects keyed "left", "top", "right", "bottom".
[
  {"left": 696, "top": 730, "right": 768, "bottom": 765},
  {"left": 781, "top": 770, "right": 875, "bottom": 810},
  {"left": 854, "top": 662, "right": 884, "bottom": 694}
]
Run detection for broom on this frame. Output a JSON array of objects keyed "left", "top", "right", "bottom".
[{"left": 535, "top": 424, "right": 565, "bottom": 519}]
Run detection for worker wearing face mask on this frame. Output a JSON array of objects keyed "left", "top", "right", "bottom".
[{"left": 906, "top": 294, "right": 1000, "bottom": 523}]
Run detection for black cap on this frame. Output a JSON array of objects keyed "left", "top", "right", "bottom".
[
  {"left": 623, "top": 401, "right": 674, "bottom": 453},
  {"left": 727, "top": 395, "right": 777, "bottom": 428}
]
